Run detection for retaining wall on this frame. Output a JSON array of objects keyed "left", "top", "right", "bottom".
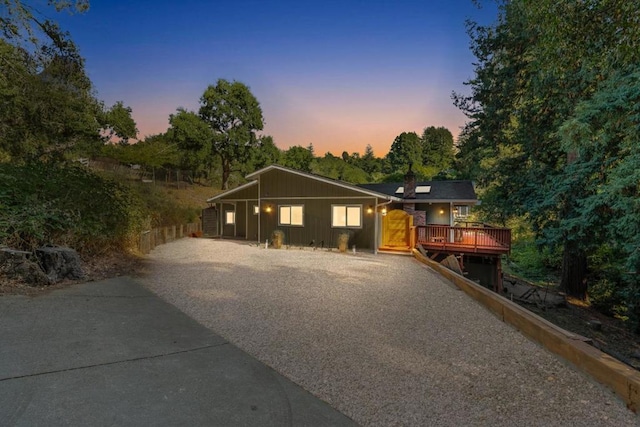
[
  {"left": 413, "top": 249, "right": 640, "bottom": 412},
  {"left": 138, "top": 222, "right": 201, "bottom": 254}
]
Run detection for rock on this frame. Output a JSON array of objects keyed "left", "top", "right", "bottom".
[
  {"left": 35, "top": 245, "right": 85, "bottom": 283},
  {"left": 587, "top": 320, "right": 603, "bottom": 331},
  {"left": 14, "top": 258, "right": 52, "bottom": 286},
  {"left": 0, "top": 248, "right": 52, "bottom": 286}
]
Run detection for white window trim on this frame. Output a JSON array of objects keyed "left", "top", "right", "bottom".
[
  {"left": 331, "top": 204, "right": 362, "bottom": 228},
  {"left": 278, "top": 205, "right": 304, "bottom": 226},
  {"left": 454, "top": 205, "right": 470, "bottom": 218}
]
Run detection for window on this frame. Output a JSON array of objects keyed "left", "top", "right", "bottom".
[
  {"left": 253, "top": 205, "right": 259, "bottom": 215},
  {"left": 332, "top": 205, "right": 362, "bottom": 228},
  {"left": 225, "top": 211, "right": 235, "bottom": 224},
  {"left": 454, "top": 205, "right": 470, "bottom": 218},
  {"left": 279, "top": 205, "right": 304, "bottom": 226}
]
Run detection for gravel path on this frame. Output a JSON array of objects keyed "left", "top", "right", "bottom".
[{"left": 140, "top": 239, "right": 638, "bottom": 426}]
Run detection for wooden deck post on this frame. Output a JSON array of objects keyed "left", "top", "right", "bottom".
[{"left": 495, "top": 257, "right": 503, "bottom": 294}]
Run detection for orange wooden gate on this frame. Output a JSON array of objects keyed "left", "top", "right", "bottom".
[{"left": 382, "top": 209, "right": 413, "bottom": 247}]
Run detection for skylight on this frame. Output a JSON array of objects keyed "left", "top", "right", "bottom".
[{"left": 395, "top": 185, "right": 431, "bottom": 194}]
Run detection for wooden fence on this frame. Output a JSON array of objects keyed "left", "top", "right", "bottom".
[{"left": 137, "top": 222, "right": 201, "bottom": 254}]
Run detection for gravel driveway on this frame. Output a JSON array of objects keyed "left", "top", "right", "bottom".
[{"left": 140, "top": 239, "right": 638, "bottom": 426}]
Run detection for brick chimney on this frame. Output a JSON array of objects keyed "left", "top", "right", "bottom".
[{"left": 403, "top": 163, "right": 416, "bottom": 199}]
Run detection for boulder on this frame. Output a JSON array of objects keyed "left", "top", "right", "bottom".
[
  {"left": 0, "top": 248, "right": 52, "bottom": 286},
  {"left": 35, "top": 245, "right": 85, "bottom": 283}
]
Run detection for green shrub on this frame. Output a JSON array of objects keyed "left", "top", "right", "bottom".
[
  {"left": 588, "top": 279, "right": 625, "bottom": 317},
  {"left": 0, "top": 161, "right": 146, "bottom": 254},
  {"left": 507, "top": 238, "right": 561, "bottom": 282},
  {"left": 128, "top": 182, "right": 200, "bottom": 227}
]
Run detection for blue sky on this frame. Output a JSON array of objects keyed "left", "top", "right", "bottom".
[{"left": 56, "top": 0, "right": 498, "bottom": 156}]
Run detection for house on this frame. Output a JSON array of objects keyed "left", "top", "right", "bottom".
[
  {"left": 203, "top": 165, "right": 400, "bottom": 251},
  {"left": 358, "top": 166, "right": 479, "bottom": 228},
  {"left": 203, "top": 164, "right": 510, "bottom": 291},
  {"left": 202, "top": 164, "right": 503, "bottom": 255}
]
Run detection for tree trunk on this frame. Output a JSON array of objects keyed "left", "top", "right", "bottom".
[
  {"left": 559, "top": 241, "right": 588, "bottom": 299},
  {"left": 221, "top": 158, "right": 231, "bottom": 190}
]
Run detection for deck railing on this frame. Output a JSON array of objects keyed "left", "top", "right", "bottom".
[{"left": 416, "top": 224, "right": 511, "bottom": 255}]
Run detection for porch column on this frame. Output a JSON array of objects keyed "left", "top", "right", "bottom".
[
  {"left": 373, "top": 198, "right": 378, "bottom": 255},
  {"left": 257, "top": 178, "right": 261, "bottom": 243}
]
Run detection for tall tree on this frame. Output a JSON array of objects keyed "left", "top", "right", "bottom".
[
  {"left": 100, "top": 101, "right": 138, "bottom": 144},
  {"left": 312, "top": 152, "right": 368, "bottom": 183},
  {"left": 167, "top": 108, "right": 213, "bottom": 181},
  {"left": 455, "top": 0, "right": 640, "bottom": 299},
  {"left": 282, "top": 145, "right": 314, "bottom": 172},
  {"left": 0, "top": 38, "right": 100, "bottom": 160},
  {"left": 1, "top": 0, "right": 89, "bottom": 62},
  {"left": 421, "top": 126, "right": 454, "bottom": 171},
  {"left": 249, "top": 135, "right": 281, "bottom": 171},
  {"left": 198, "top": 79, "right": 264, "bottom": 189},
  {"left": 555, "top": 70, "right": 640, "bottom": 321},
  {"left": 385, "top": 132, "right": 421, "bottom": 173},
  {"left": 0, "top": 1, "right": 138, "bottom": 161},
  {"left": 360, "top": 144, "right": 381, "bottom": 175}
]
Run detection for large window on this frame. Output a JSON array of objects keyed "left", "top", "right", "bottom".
[
  {"left": 225, "top": 211, "right": 235, "bottom": 225},
  {"left": 279, "top": 205, "right": 304, "bottom": 226},
  {"left": 332, "top": 205, "right": 362, "bottom": 228}
]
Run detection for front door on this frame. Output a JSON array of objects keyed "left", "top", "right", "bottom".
[{"left": 382, "top": 209, "right": 412, "bottom": 247}]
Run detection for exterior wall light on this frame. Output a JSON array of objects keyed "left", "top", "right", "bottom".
[
  {"left": 381, "top": 207, "right": 387, "bottom": 216},
  {"left": 265, "top": 205, "right": 272, "bottom": 213},
  {"left": 439, "top": 208, "right": 445, "bottom": 215},
  {"left": 367, "top": 206, "right": 373, "bottom": 214}
]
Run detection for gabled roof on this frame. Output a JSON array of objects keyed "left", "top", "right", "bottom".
[
  {"left": 244, "top": 164, "right": 401, "bottom": 201},
  {"left": 206, "top": 180, "right": 257, "bottom": 202},
  {"left": 358, "top": 180, "right": 478, "bottom": 203},
  {"left": 206, "top": 165, "right": 401, "bottom": 203}
]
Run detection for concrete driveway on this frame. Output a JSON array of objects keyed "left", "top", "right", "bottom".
[
  {"left": 0, "top": 277, "right": 353, "bottom": 426},
  {"left": 140, "top": 238, "right": 639, "bottom": 426}
]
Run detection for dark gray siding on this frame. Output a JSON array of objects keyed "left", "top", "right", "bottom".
[
  {"left": 259, "top": 197, "right": 378, "bottom": 249},
  {"left": 236, "top": 201, "right": 247, "bottom": 238},
  {"left": 209, "top": 169, "right": 389, "bottom": 249},
  {"left": 221, "top": 202, "right": 236, "bottom": 237},
  {"left": 416, "top": 203, "right": 450, "bottom": 225},
  {"left": 259, "top": 169, "right": 371, "bottom": 199},
  {"left": 247, "top": 201, "right": 259, "bottom": 241},
  {"left": 214, "top": 185, "right": 258, "bottom": 240},
  {"left": 216, "top": 184, "right": 258, "bottom": 201}
]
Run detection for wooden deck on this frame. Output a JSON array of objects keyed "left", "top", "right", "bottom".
[{"left": 416, "top": 225, "right": 511, "bottom": 256}]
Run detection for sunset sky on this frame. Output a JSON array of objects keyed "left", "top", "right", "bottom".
[{"left": 58, "top": 0, "right": 498, "bottom": 157}]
